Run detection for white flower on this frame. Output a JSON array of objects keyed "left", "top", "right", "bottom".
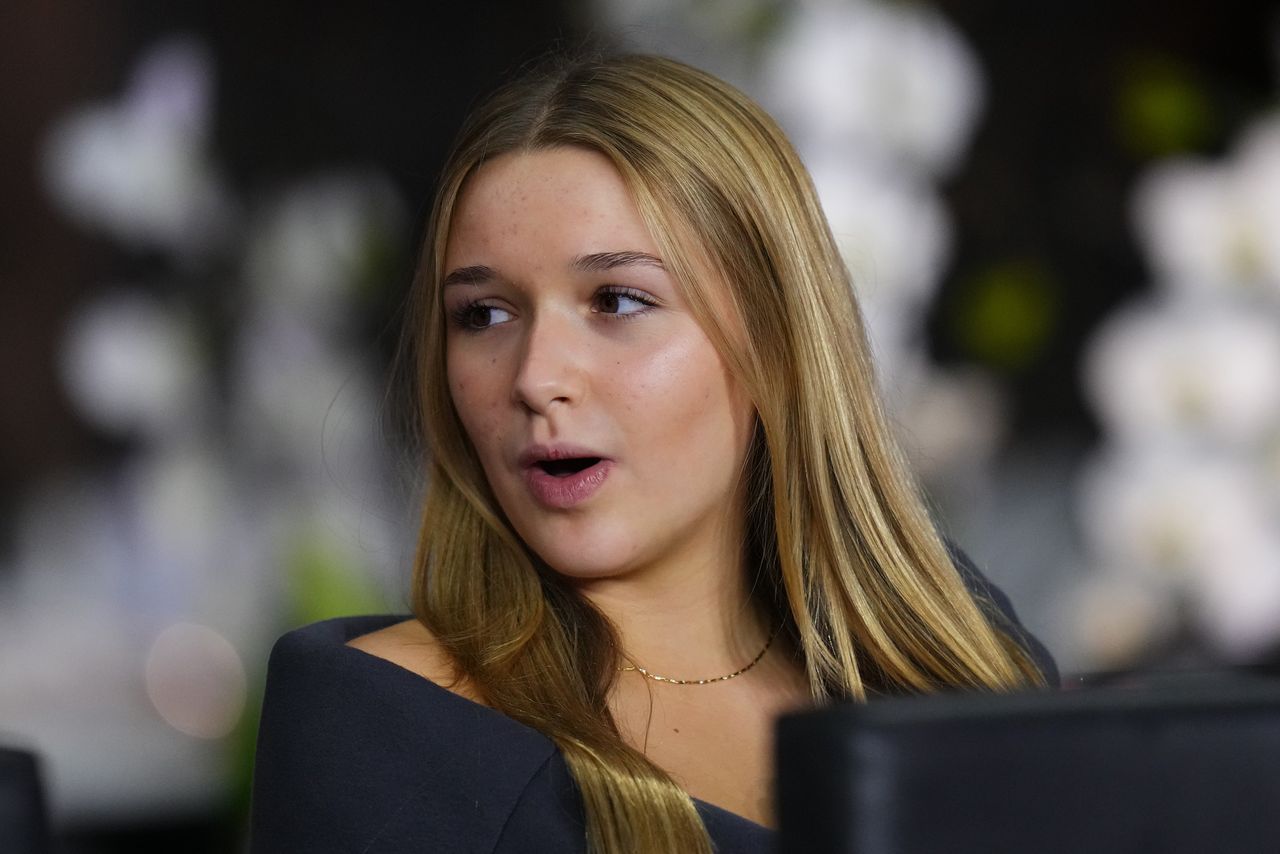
[
  {"left": 243, "top": 171, "right": 404, "bottom": 332},
  {"left": 1232, "top": 112, "right": 1280, "bottom": 294},
  {"left": 1131, "top": 113, "right": 1280, "bottom": 295},
  {"left": 896, "top": 364, "right": 1008, "bottom": 480},
  {"left": 1185, "top": 529, "right": 1280, "bottom": 660},
  {"left": 1083, "top": 298, "right": 1280, "bottom": 446},
  {"left": 59, "top": 291, "right": 206, "bottom": 438},
  {"left": 1080, "top": 27, "right": 1280, "bottom": 665},
  {"left": 229, "top": 309, "right": 379, "bottom": 471},
  {"left": 808, "top": 153, "right": 952, "bottom": 311},
  {"left": 125, "top": 36, "right": 215, "bottom": 141},
  {"left": 41, "top": 36, "right": 232, "bottom": 257},
  {"left": 765, "top": 0, "right": 985, "bottom": 177},
  {"left": 1132, "top": 159, "right": 1239, "bottom": 291},
  {"left": 1078, "top": 446, "right": 1280, "bottom": 660},
  {"left": 125, "top": 440, "right": 235, "bottom": 582},
  {"left": 1077, "top": 448, "right": 1276, "bottom": 582}
]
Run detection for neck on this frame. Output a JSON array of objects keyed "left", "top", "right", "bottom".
[{"left": 569, "top": 533, "right": 773, "bottom": 682}]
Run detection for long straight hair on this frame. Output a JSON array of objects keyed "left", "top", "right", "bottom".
[{"left": 403, "top": 53, "right": 1044, "bottom": 853}]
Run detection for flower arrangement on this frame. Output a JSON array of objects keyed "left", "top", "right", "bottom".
[
  {"left": 1077, "top": 109, "right": 1280, "bottom": 666},
  {"left": 3, "top": 34, "right": 409, "bottom": 821}
]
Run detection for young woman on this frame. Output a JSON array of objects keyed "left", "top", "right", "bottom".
[{"left": 250, "top": 53, "right": 1056, "bottom": 854}]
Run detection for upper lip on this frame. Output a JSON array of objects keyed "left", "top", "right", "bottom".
[{"left": 517, "top": 443, "right": 610, "bottom": 470}]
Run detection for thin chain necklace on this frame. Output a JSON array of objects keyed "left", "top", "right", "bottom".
[{"left": 617, "top": 622, "right": 780, "bottom": 685}]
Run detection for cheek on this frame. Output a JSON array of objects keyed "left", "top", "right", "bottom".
[
  {"left": 633, "top": 336, "right": 748, "bottom": 465},
  {"left": 447, "top": 353, "right": 503, "bottom": 455}
]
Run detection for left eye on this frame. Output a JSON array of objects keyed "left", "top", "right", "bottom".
[{"left": 594, "top": 289, "right": 655, "bottom": 316}]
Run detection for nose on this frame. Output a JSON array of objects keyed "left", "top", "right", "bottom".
[{"left": 512, "top": 311, "right": 585, "bottom": 415}]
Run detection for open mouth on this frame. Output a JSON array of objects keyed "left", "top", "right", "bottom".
[{"left": 536, "top": 457, "right": 602, "bottom": 478}]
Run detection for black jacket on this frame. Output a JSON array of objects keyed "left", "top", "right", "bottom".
[{"left": 249, "top": 564, "right": 1056, "bottom": 853}]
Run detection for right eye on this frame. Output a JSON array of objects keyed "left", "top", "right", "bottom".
[{"left": 452, "top": 302, "right": 514, "bottom": 331}]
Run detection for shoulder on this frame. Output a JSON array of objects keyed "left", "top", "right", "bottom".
[
  {"left": 345, "top": 618, "right": 487, "bottom": 705},
  {"left": 945, "top": 545, "right": 1060, "bottom": 687},
  {"left": 250, "top": 615, "right": 561, "bottom": 853}
]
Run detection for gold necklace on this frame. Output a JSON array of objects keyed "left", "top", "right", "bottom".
[{"left": 617, "top": 622, "right": 780, "bottom": 685}]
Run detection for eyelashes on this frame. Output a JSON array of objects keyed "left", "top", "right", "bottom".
[
  {"left": 448, "top": 286, "right": 659, "bottom": 332},
  {"left": 449, "top": 301, "right": 512, "bottom": 331},
  {"left": 591, "top": 286, "right": 658, "bottom": 318}
]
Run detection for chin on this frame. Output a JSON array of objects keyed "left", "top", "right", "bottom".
[
  {"left": 494, "top": 482, "right": 667, "bottom": 582},
  {"left": 535, "top": 546, "right": 642, "bottom": 584},
  {"left": 520, "top": 525, "right": 646, "bottom": 584}
]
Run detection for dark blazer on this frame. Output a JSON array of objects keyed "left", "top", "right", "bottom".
[
  {"left": 249, "top": 565, "right": 1056, "bottom": 853},
  {"left": 249, "top": 614, "right": 775, "bottom": 853}
]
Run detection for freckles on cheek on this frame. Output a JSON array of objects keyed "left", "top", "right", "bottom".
[
  {"left": 449, "top": 364, "right": 506, "bottom": 451},
  {"left": 446, "top": 368, "right": 465, "bottom": 408},
  {"left": 447, "top": 368, "right": 479, "bottom": 428}
]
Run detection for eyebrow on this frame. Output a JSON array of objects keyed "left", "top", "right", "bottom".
[
  {"left": 441, "top": 265, "right": 497, "bottom": 288},
  {"left": 441, "top": 251, "right": 664, "bottom": 289},
  {"left": 570, "top": 251, "right": 665, "bottom": 273}
]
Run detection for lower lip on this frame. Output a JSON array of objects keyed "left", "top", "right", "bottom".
[{"left": 524, "top": 460, "right": 613, "bottom": 509}]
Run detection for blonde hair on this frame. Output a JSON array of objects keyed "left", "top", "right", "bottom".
[{"left": 404, "top": 53, "right": 1044, "bottom": 853}]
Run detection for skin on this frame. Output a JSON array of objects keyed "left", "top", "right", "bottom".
[
  {"left": 441, "top": 146, "right": 759, "bottom": 642},
  {"left": 355, "top": 146, "right": 810, "bottom": 828}
]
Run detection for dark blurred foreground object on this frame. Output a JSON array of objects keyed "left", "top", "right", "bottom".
[
  {"left": 777, "top": 671, "right": 1280, "bottom": 854},
  {"left": 0, "top": 746, "right": 52, "bottom": 854}
]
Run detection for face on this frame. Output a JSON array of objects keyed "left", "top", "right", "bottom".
[{"left": 441, "top": 146, "right": 756, "bottom": 584}]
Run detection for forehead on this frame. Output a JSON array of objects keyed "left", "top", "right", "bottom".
[
  {"left": 441, "top": 145, "right": 746, "bottom": 348},
  {"left": 445, "top": 147, "right": 659, "bottom": 262}
]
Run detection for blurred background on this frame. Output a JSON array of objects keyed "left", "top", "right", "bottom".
[{"left": 2, "top": 0, "right": 1279, "bottom": 850}]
